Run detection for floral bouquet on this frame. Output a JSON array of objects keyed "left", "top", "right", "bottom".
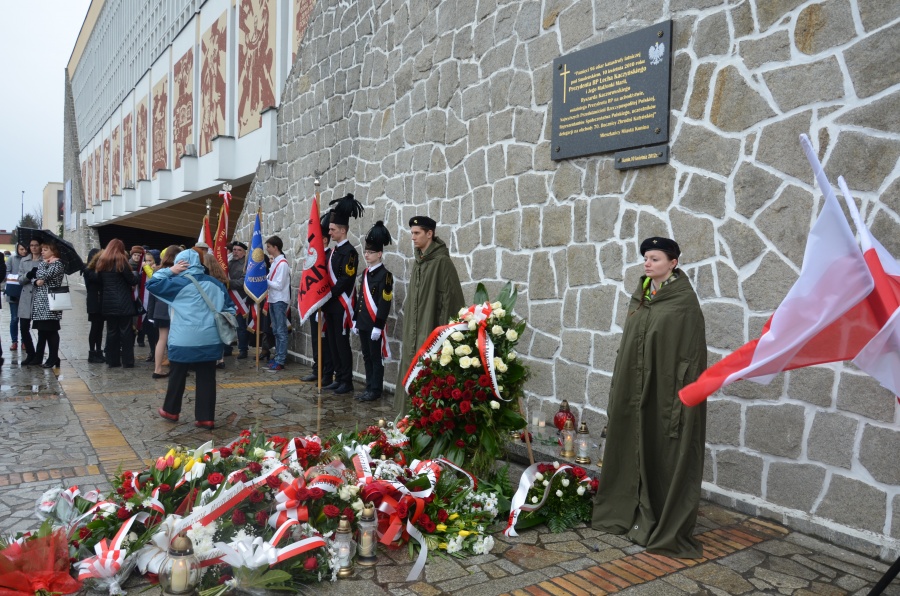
[
  {"left": 504, "top": 462, "right": 599, "bottom": 535},
  {"left": 0, "top": 522, "right": 83, "bottom": 596},
  {"left": 401, "top": 282, "right": 529, "bottom": 476}
]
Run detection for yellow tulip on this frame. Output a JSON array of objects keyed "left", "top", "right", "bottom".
[
  {"left": 183, "top": 458, "right": 195, "bottom": 472},
  {"left": 165, "top": 449, "right": 175, "bottom": 459},
  {"left": 458, "top": 530, "right": 471, "bottom": 537},
  {"left": 439, "top": 543, "right": 448, "bottom": 550},
  {"left": 173, "top": 458, "right": 182, "bottom": 469},
  {"left": 436, "top": 524, "right": 447, "bottom": 532},
  {"left": 448, "top": 513, "right": 459, "bottom": 521}
]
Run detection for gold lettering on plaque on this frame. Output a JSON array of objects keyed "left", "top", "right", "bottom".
[{"left": 559, "top": 64, "right": 570, "bottom": 104}]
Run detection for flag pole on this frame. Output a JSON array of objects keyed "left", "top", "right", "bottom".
[
  {"left": 315, "top": 174, "right": 323, "bottom": 436},
  {"left": 256, "top": 303, "right": 261, "bottom": 372}
]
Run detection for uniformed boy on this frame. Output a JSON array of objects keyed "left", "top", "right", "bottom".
[{"left": 353, "top": 221, "right": 393, "bottom": 402}]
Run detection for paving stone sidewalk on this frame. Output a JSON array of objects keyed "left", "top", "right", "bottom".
[{"left": 0, "top": 286, "right": 897, "bottom": 595}]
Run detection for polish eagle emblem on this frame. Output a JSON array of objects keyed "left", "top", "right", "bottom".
[
  {"left": 302, "top": 246, "right": 318, "bottom": 270},
  {"left": 649, "top": 41, "right": 665, "bottom": 66}
]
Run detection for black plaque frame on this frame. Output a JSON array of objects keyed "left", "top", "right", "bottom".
[{"left": 551, "top": 20, "right": 673, "bottom": 161}]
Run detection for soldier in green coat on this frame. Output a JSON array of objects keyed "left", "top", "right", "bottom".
[
  {"left": 592, "top": 237, "right": 708, "bottom": 559},
  {"left": 393, "top": 216, "right": 466, "bottom": 414}
]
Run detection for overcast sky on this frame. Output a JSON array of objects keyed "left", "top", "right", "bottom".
[{"left": 0, "top": 0, "right": 92, "bottom": 233}]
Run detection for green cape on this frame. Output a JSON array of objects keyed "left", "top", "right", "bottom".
[{"left": 591, "top": 271, "right": 708, "bottom": 558}]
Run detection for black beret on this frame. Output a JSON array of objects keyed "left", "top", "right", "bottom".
[
  {"left": 640, "top": 237, "right": 681, "bottom": 259},
  {"left": 409, "top": 215, "right": 436, "bottom": 231},
  {"left": 233, "top": 241, "right": 248, "bottom": 250}
]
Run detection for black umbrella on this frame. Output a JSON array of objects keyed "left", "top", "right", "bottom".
[{"left": 16, "top": 227, "right": 86, "bottom": 274}]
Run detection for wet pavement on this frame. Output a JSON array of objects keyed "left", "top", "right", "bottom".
[{"left": 0, "top": 286, "right": 897, "bottom": 595}]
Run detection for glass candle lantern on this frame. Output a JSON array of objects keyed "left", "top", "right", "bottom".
[
  {"left": 560, "top": 418, "right": 576, "bottom": 458},
  {"left": 553, "top": 400, "right": 577, "bottom": 432},
  {"left": 334, "top": 515, "right": 357, "bottom": 578},
  {"left": 597, "top": 425, "right": 608, "bottom": 467},
  {"left": 574, "top": 421, "right": 592, "bottom": 465},
  {"left": 159, "top": 535, "right": 201, "bottom": 595},
  {"left": 357, "top": 503, "right": 378, "bottom": 566}
]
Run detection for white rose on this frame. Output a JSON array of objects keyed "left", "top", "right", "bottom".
[
  {"left": 459, "top": 307, "right": 469, "bottom": 318},
  {"left": 491, "top": 301, "right": 502, "bottom": 310},
  {"left": 491, "top": 325, "right": 504, "bottom": 336},
  {"left": 471, "top": 358, "right": 481, "bottom": 368},
  {"left": 459, "top": 356, "right": 472, "bottom": 369},
  {"left": 468, "top": 320, "right": 477, "bottom": 331},
  {"left": 489, "top": 400, "right": 500, "bottom": 410},
  {"left": 531, "top": 496, "right": 538, "bottom": 504},
  {"left": 556, "top": 490, "right": 563, "bottom": 498},
  {"left": 439, "top": 354, "right": 452, "bottom": 366},
  {"left": 577, "top": 485, "right": 586, "bottom": 496},
  {"left": 561, "top": 478, "right": 570, "bottom": 487},
  {"left": 495, "top": 309, "right": 506, "bottom": 318},
  {"left": 451, "top": 331, "right": 465, "bottom": 341},
  {"left": 493, "top": 357, "right": 503, "bottom": 368},
  {"left": 455, "top": 344, "right": 472, "bottom": 356},
  {"left": 253, "top": 447, "right": 266, "bottom": 459},
  {"left": 507, "top": 351, "right": 517, "bottom": 361},
  {"left": 542, "top": 480, "right": 549, "bottom": 487},
  {"left": 553, "top": 461, "right": 560, "bottom": 469},
  {"left": 534, "top": 472, "right": 544, "bottom": 481},
  {"left": 497, "top": 361, "right": 508, "bottom": 373},
  {"left": 351, "top": 499, "right": 365, "bottom": 512},
  {"left": 506, "top": 329, "right": 518, "bottom": 341}
]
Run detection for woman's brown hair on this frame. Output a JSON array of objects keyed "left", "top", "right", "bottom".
[
  {"left": 203, "top": 253, "right": 229, "bottom": 286},
  {"left": 95, "top": 238, "right": 130, "bottom": 272},
  {"left": 160, "top": 245, "right": 182, "bottom": 268},
  {"left": 40, "top": 240, "right": 60, "bottom": 258}
]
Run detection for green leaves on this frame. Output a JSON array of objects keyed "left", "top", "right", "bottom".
[{"left": 474, "top": 283, "right": 489, "bottom": 305}]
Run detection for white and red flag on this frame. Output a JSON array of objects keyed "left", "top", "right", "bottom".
[
  {"left": 297, "top": 197, "right": 332, "bottom": 324},
  {"left": 198, "top": 213, "right": 214, "bottom": 249},
  {"left": 680, "top": 135, "right": 878, "bottom": 406},
  {"left": 837, "top": 177, "right": 900, "bottom": 398}
]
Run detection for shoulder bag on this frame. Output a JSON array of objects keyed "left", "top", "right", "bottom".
[
  {"left": 48, "top": 275, "right": 73, "bottom": 311},
  {"left": 185, "top": 273, "right": 238, "bottom": 345}
]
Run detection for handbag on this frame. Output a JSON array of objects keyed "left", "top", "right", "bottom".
[
  {"left": 134, "top": 299, "right": 146, "bottom": 316},
  {"left": 48, "top": 277, "right": 73, "bottom": 311},
  {"left": 185, "top": 274, "right": 238, "bottom": 345}
]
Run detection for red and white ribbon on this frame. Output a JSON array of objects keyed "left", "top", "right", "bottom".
[
  {"left": 268, "top": 478, "right": 310, "bottom": 528},
  {"left": 77, "top": 512, "right": 149, "bottom": 580}
]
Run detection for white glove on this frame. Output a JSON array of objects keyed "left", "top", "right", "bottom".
[
  {"left": 371, "top": 328, "right": 382, "bottom": 341},
  {"left": 351, "top": 323, "right": 359, "bottom": 336}
]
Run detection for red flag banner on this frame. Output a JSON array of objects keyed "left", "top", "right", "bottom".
[
  {"left": 213, "top": 203, "right": 229, "bottom": 270},
  {"left": 298, "top": 197, "right": 332, "bottom": 324}
]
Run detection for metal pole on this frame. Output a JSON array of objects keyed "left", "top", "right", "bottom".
[{"left": 314, "top": 174, "right": 323, "bottom": 437}]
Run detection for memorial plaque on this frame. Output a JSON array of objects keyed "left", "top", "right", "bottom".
[{"left": 551, "top": 20, "right": 673, "bottom": 161}]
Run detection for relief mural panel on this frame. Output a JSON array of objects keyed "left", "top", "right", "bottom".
[
  {"left": 238, "top": 0, "right": 276, "bottom": 137},
  {"left": 293, "top": 0, "right": 315, "bottom": 61},
  {"left": 136, "top": 98, "right": 149, "bottom": 180},
  {"left": 81, "top": 160, "right": 90, "bottom": 210},
  {"left": 111, "top": 126, "right": 121, "bottom": 196},
  {"left": 93, "top": 149, "right": 100, "bottom": 205},
  {"left": 102, "top": 138, "right": 110, "bottom": 201},
  {"left": 200, "top": 12, "right": 227, "bottom": 156},
  {"left": 152, "top": 78, "right": 168, "bottom": 177},
  {"left": 173, "top": 49, "right": 194, "bottom": 169},
  {"left": 123, "top": 112, "right": 133, "bottom": 185}
]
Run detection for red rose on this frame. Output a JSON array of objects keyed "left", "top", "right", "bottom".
[
  {"left": 306, "top": 442, "right": 322, "bottom": 458},
  {"left": 443, "top": 419, "right": 455, "bottom": 430},
  {"left": 430, "top": 410, "right": 444, "bottom": 423},
  {"left": 423, "top": 519, "right": 436, "bottom": 533},
  {"left": 475, "top": 390, "right": 488, "bottom": 401},
  {"left": 434, "top": 377, "right": 445, "bottom": 388},
  {"left": 455, "top": 439, "right": 466, "bottom": 448},
  {"left": 304, "top": 556, "right": 318, "bottom": 571},
  {"left": 218, "top": 447, "right": 233, "bottom": 458},
  {"left": 396, "top": 500, "right": 409, "bottom": 518},
  {"left": 158, "top": 483, "right": 171, "bottom": 493},
  {"left": 266, "top": 475, "right": 282, "bottom": 489},
  {"left": 451, "top": 388, "right": 463, "bottom": 400},
  {"left": 218, "top": 575, "right": 232, "bottom": 585},
  {"left": 296, "top": 487, "right": 310, "bottom": 501},
  {"left": 590, "top": 478, "right": 599, "bottom": 492},
  {"left": 464, "top": 379, "right": 475, "bottom": 389},
  {"left": 343, "top": 507, "right": 355, "bottom": 522},
  {"left": 437, "top": 509, "right": 449, "bottom": 523},
  {"left": 442, "top": 387, "right": 453, "bottom": 399},
  {"left": 445, "top": 375, "right": 457, "bottom": 386},
  {"left": 122, "top": 489, "right": 136, "bottom": 500},
  {"left": 308, "top": 488, "right": 325, "bottom": 500},
  {"left": 478, "top": 375, "right": 491, "bottom": 387},
  {"left": 464, "top": 424, "right": 477, "bottom": 435},
  {"left": 237, "top": 448, "right": 245, "bottom": 456},
  {"left": 460, "top": 400, "right": 472, "bottom": 414},
  {"left": 419, "top": 416, "right": 429, "bottom": 427},
  {"left": 122, "top": 471, "right": 134, "bottom": 480},
  {"left": 323, "top": 505, "right": 341, "bottom": 519},
  {"left": 71, "top": 540, "right": 80, "bottom": 548},
  {"left": 256, "top": 510, "right": 269, "bottom": 525},
  {"left": 248, "top": 462, "right": 262, "bottom": 474},
  {"left": 207, "top": 473, "right": 224, "bottom": 487},
  {"left": 79, "top": 527, "right": 92, "bottom": 539},
  {"left": 444, "top": 407, "right": 454, "bottom": 419},
  {"left": 232, "top": 509, "right": 247, "bottom": 525},
  {"left": 571, "top": 466, "right": 587, "bottom": 479},
  {"left": 240, "top": 430, "right": 252, "bottom": 437},
  {"left": 232, "top": 471, "right": 248, "bottom": 483},
  {"left": 249, "top": 490, "right": 265, "bottom": 504},
  {"left": 116, "top": 508, "right": 129, "bottom": 520}
]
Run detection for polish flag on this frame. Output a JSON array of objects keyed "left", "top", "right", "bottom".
[
  {"left": 838, "top": 177, "right": 900, "bottom": 398},
  {"left": 679, "top": 135, "right": 876, "bottom": 406}
]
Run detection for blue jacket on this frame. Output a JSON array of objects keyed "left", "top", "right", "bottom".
[{"left": 147, "top": 249, "right": 235, "bottom": 362}]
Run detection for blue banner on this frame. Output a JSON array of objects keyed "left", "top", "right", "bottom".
[{"left": 243, "top": 210, "right": 269, "bottom": 303}]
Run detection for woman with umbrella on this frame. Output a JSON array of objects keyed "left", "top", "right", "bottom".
[{"left": 29, "top": 240, "right": 66, "bottom": 368}]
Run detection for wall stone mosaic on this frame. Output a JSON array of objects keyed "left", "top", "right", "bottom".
[{"left": 227, "top": 0, "right": 900, "bottom": 556}]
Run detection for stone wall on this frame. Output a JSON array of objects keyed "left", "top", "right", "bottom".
[
  {"left": 64, "top": 69, "right": 99, "bottom": 257},
  {"left": 232, "top": 0, "right": 900, "bottom": 557}
]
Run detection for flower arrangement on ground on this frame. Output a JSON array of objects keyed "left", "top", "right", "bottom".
[
  {"left": 401, "top": 282, "right": 529, "bottom": 476},
  {"left": 504, "top": 461, "right": 600, "bottom": 535}
]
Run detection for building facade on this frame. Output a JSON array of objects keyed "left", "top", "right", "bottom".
[{"left": 65, "top": 0, "right": 900, "bottom": 559}]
